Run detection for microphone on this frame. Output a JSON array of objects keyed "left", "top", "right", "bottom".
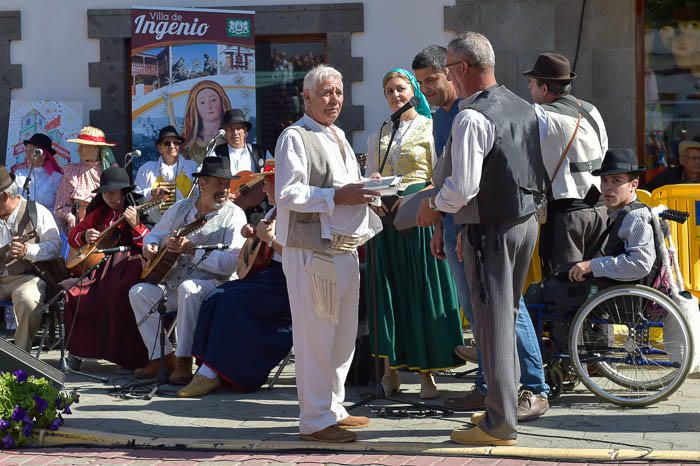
[
  {"left": 192, "top": 243, "right": 228, "bottom": 251},
  {"left": 33, "top": 149, "right": 43, "bottom": 157},
  {"left": 386, "top": 96, "right": 419, "bottom": 123},
  {"left": 125, "top": 150, "right": 142, "bottom": 159},
  {"left": 207, "top": 129, "right": 226, "bottom": 148},
  {"left": 92, "top": 246, "right": 129, "bottom": 255}
]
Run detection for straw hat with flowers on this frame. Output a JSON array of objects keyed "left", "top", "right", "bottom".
[{"left": 67, "top": 126, "right": 116, "bottom": 146}]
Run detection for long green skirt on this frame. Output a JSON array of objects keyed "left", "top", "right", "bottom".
[{"left": 366, "top": 184, "right": 464, "bottom": 372}]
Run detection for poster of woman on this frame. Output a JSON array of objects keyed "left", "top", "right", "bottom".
[{"left": 130, "top": 7, "right": 256, "bottom": 169}]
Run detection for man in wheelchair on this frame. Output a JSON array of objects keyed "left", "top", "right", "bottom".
[{"left": 567, "top": 148, "right": 655, "bottom": 288}]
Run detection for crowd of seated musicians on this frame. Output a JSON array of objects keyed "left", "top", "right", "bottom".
[{"left": 1, "top": 113, "right": 292, "bottom": 394}]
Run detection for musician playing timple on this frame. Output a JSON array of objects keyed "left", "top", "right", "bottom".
[
  {"left": 129, "top": 157, "right": 247, "bottom": 385},
  {"left": 12, "top": 133, "right": 63, "bottom": 212},
  {"left": 133, "top": 126, "right": 198, "bottom": 212},
  {"left": 63, "top": 167, "right": 159, "bottom": 370},
  {"left": 178, "top": 159, "right": 292, "bottom": 397},
  {"left": 0, "top": 167, "right": 61, "bottom": 353}
]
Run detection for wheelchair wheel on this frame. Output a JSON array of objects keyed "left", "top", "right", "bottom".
[{"left": 568, "top": 284, "right": 692, "bottom": 407}]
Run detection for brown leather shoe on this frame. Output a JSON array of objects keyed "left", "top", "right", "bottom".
[
  {"left": 517, "top": 390, "right": 549, "bottom": 422},
  {"left": 450, "top": 426, "right": 517, "bottom": 446},
  {"left": 134, "top": 353, "right": 175, "bottom": 379},
  {"left": 454, "top": 344, "right": 478, "bottom": 363},
  {"left": 444, "top": 386, "right": 486, "bottom": 411},
  {"left": 169, "top": 356, "right": 193, "bottom": 385},
  {"left": 337, "top": 415, "right": 370, "bottom": 429},
  {"left": 300, "top": 425, "right": 357, "bottom": 443}
]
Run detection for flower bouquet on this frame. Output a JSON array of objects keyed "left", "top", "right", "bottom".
[{"left": 0, "top": 370, "right": 78, "bottom": 448}]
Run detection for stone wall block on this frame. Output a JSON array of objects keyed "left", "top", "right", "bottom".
[
  {"left": 0, "top": 11, "right": 21, "bottom": 165},
  {"left": 444, "top": 0, "right": 479, "bottom": 33}
]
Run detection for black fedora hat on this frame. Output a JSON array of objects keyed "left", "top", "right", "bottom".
[
  {"left": 23, "top": 133, "right": 57, "bottom": 156},
  {"left": 221, "top": 109, "right": 252, "bottom": 131},
  {"left": 523, "top": 52, "right": 577, "bottom": 82},
  {"left": 0, "top": 167, "right": 16, "bottom": 192},
  {"left": 592, "top": 148, "right": 646, "bottom": 177},
  {"left": 193, "top": 156, "right": 235, "bottom": 180},
  {"left": 92, "top": 167, "right": 136, "bottom": 194},
  {"left": 156, "top": 125, "right": 186, "bottom": 145}
]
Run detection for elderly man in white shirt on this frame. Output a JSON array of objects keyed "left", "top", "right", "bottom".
[
  {"left": 0, "top": 167, "right": 61, "bottom": 352},
  {"left": 275, "top": 65, "right": 381, "bottom": 444},
  {"left": 129, "top": 157, "right": 247, "bottom": 386},
  {"left": 133, "top": 126, "right": 198, "bottom": 212}
]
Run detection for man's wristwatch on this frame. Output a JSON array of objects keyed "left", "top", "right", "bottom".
[
  {"left": 427, "top": 196, "right": 439, "bottom": 212},
  {"left": 267, "top": 236, "right": 275, "bottom": 248}
]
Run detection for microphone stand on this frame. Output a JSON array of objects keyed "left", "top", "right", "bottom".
[
  {"left": 35, "top": 257, "right": 110, "bottom": 383},
  {"left": 22, "top": 155, "right": 36, "bottom": 200},
  {"left": 348, "top": 116, "right": 452, "bottom": 416},
  {"left": 184, "top": 136, "right": 220, "bottom": 199},
  {"left": 129, "top": 249, "right": 215, "bottom": 399}
]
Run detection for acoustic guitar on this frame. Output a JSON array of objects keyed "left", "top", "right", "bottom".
[
  {"left": 236, "top": 209, "right": 277, "bottom": 280},
  {"left": 140, "top": 216, "right": 208, "bottom": 284},
  {"left": 230, "top": 170, "right": 266, "bottom": 211},
  {"left": 65, "top": 199, "right": 162, "bottom": 276}
]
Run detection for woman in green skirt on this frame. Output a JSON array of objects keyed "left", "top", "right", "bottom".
[{"left": 365, "top": 68, "right": 464, "bottom": 399}]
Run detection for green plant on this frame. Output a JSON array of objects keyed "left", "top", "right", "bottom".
[{"left": 0, "top": 370, "right": 78, "bottom": 448}]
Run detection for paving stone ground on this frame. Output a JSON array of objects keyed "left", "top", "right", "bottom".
[
  {"left": 0, "top": 449, "right": 696, "bottom": 466},
  {"left": 32, "top": 349, "right": 700, "bottom": 453}
]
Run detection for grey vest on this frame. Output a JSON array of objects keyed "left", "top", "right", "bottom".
[
  {"left": 285, "top": 125, "right": 337, "bottom": 253},
  {"left": 433, "top": 85, "right": 546, "bottom": 224}
]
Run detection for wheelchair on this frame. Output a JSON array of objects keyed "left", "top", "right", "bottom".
[{"left": 524, "top": 208, "right": 695, "bottom": 408}]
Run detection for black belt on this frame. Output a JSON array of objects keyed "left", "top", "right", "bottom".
[{"left": 568, "top": 158, "right": 602, "bottom": 173}]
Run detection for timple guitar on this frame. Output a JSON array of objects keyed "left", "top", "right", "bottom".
[
  {"left": 0, "top": 231, "right": 38, "bottom": 266},
  {"left": 65, "top": 199, "right": 162, "bottom": 276},
  {"left": 236, "top": 209, "right": 277, "bottom": 280},
  {"left": 140, "top": 216, "right": 208, "bottom": 284},
  {"left": 230, "top": 170, "right": 266, "bottom": 211}
]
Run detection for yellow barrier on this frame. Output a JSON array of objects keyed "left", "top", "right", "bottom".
[{"left": 651, "top": 184, "right": 700, "bottom": 300}]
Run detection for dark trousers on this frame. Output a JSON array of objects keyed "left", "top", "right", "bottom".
[
  {"left": 539, "top": 204, "right": 607, "bottom": 277},
  {"left": 462, "top": 214, "right": 538, "bottom": 440}
]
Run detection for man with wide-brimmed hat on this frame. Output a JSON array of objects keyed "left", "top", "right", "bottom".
[
  {"left": 133, "top": 126, "right": 198, "bottom": 213},
  {"left": 523, "top": 52, "right": 609, "bottom": 278},
  {"left": 214, "top": 109, "right": 264, "bottom": 175},
  {"left": 12, "top": 133, "right": 63, "bottom": 211},
  {"left": 62, "top": 166, "right": 159, "bottom": 370},
  {"left": 523, "top": 53, "right": 608, "bottom": 276},
  {"left": 569, "top": 148, "right": 655, "bottom": 282},
  {"left": 647, "top": 139, "right": 700, "bottom": 191},
  {"left": 0, "top": 166, "right": 62, "bottom": 352},
  {"left": 129, "top": 157, "right": 247, "bottom": 385}
]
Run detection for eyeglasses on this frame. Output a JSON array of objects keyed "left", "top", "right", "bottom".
[
  {"left": 161, "top": 141, "right": 181, "bottom": 147},
  {"left": 445, "top": 59, "right": 472, "bottom": 69}
]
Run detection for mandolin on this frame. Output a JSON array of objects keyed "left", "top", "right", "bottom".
[
  {"left": 65, "top": 199, "right": 162, "bottom": 276},
  {"left": 236, "top": 209, "right": 276, "bottom": 280},
  {"left": 140, "top": 216, "right": 208, "bottom": 284},
  {"left": 230, "top": 170, "right": 266, "bottom": 211}
]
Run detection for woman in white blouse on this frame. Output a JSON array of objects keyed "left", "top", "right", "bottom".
[{"left": 13, "top": 133, "right": 63, "bottom": 211}]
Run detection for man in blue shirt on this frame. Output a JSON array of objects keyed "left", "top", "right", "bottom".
[{"left": 412, "top": 45, "right": 549, "bottom": 421}]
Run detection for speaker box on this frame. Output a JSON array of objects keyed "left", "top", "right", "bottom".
[{"left": 0, "top": 338, "right": 64, "bottom": 388}]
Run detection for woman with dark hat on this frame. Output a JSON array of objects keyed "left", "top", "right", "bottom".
[
  {"left": 133, "top": 125, "right": 198, "bottom": 213},
  {"left": 12, "top": 133, "right": 63, "bottom": 211},
  {"left": 63, "top": 166, "right": 160, "bottom": 370}
]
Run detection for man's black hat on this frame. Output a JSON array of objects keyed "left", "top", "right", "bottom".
[
  {"left": 592, "top": 148, "right": 646, "bottom": 177},
  {"left": 156, "top": 125, "right": 186, "bottom": 145},
  {"left": 523, "top": 52, "right": 577, "bottom": 82},
  {"left": 92, "top": 166, "right": 136, "bottom": 193},
  {"left": 193, "top": 156, "right": 235, "bottom": 179},
  {"left": 23, "top": 133, "right": 57, "bottom": 156},
  {"left": 221, "top": 109, "right": 252, "bottom": 131}
]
